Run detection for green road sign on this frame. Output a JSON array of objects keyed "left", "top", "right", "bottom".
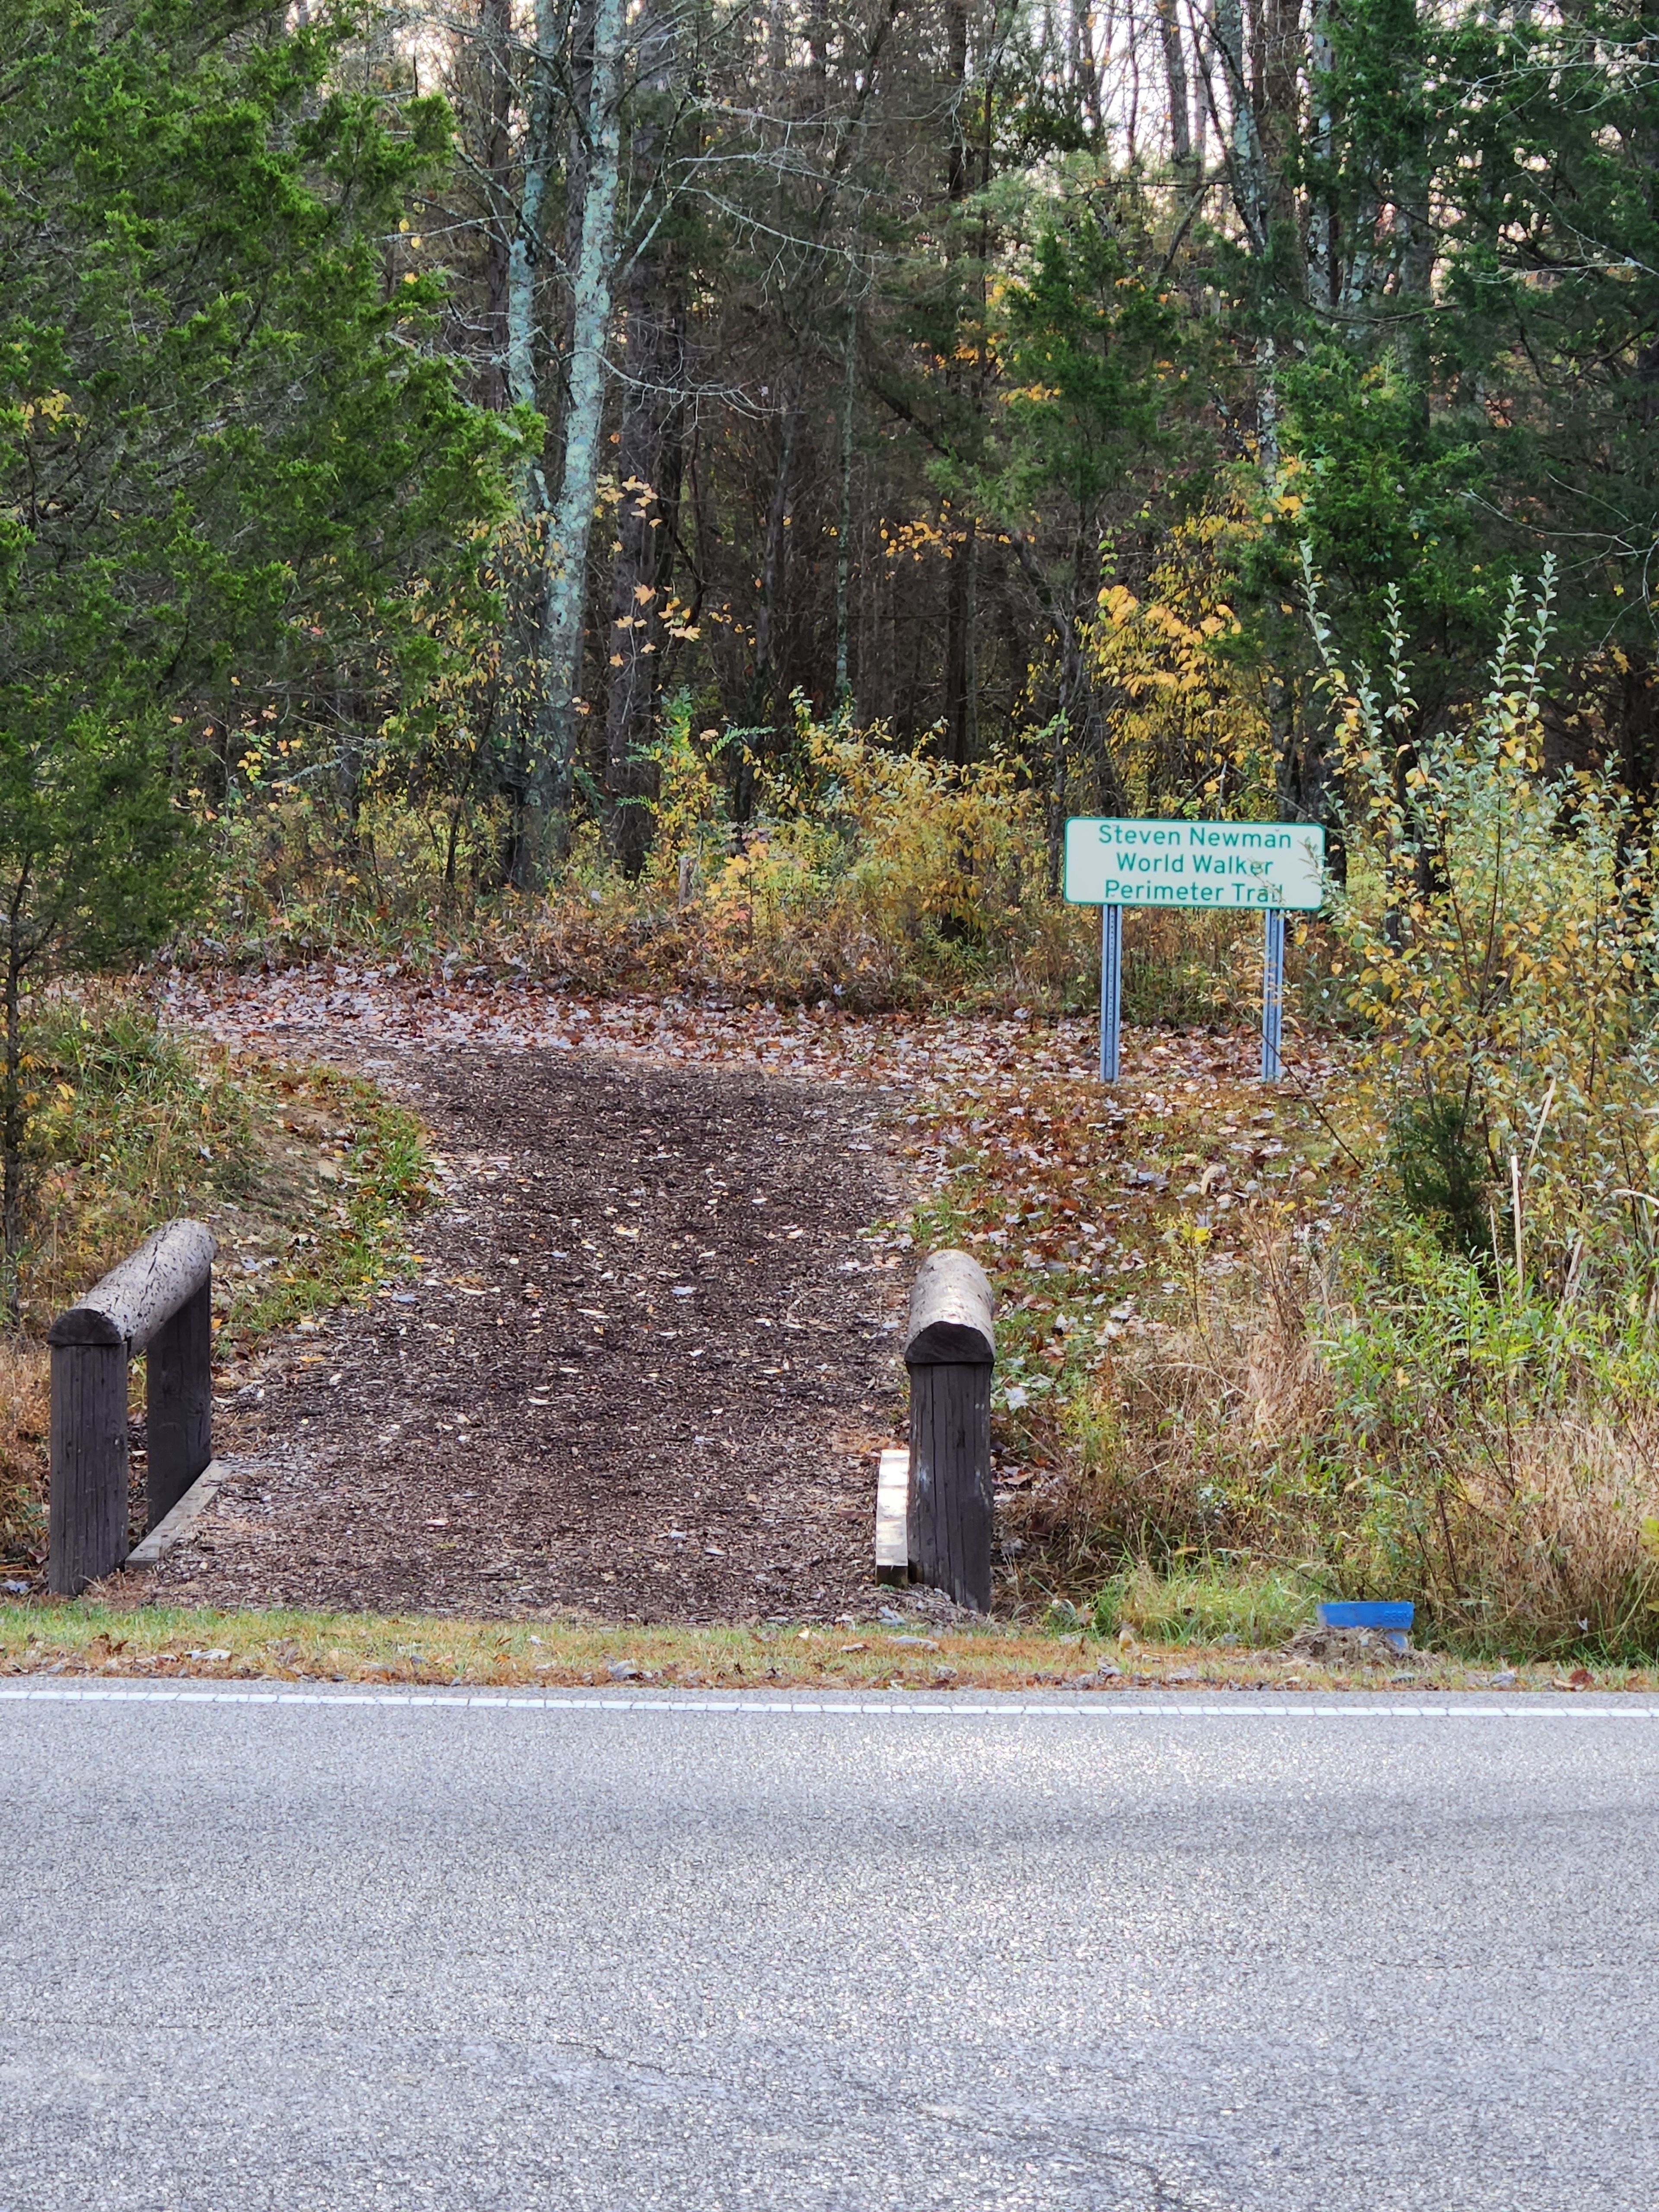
[{"left": 1063, "top": 817, "right": 1326, "bottom": 911}]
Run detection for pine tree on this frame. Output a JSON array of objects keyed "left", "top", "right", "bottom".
[{"left": 0, "top": 0, "right": 512, "bottom": 1290}]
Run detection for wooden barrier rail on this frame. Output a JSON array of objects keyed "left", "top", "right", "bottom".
[
  {"left": 904, "top": 1249, "right": 996, "bottom": 1612},
  {"left": 47, "top": 1219, "right": 216, "bottom": 1596}
]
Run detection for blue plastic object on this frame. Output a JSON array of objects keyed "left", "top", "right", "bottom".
[
  {"left": 1319, "top": 1600, "right": 1414, "bottom": 1650},
  {"left": 1319, "top": 1602, "right": 1414, "bottom": 1631}
]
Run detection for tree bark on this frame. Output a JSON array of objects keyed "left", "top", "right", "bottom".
[
  {"left": 834, "top": 294, "right": 858, "bottom": 705},
  {"left": 527, "top": 0, "right": 626, "bottom": 875},
  {"left": 944, "top": 515, "right": 978, "bottom": 764},
  {"left": 334, "top": 682, "right": 374, "bottom": 870},
  {"left": 1210, "top": 0, "right": 1279, "bottom": 464},
  {"left": 750, "top": 359, "right": 804, "bottom": 750},
  {"left": 604, "top": 270, "right": 686, "bottom": 871},
  {"left": 744, "top": 0, "right": 905, "bottom": 753},
  {"left": 496, "top": 0, "right": 559, "bottom": 889},
  {"left": 601, "top": 0, "right": 686, "bottom": 877},
  {"left": 1212, "top": 0, "right": 1268, "bottom": 255},
  {"left": 505, "top": 0, "right": 557, "bottom": 459},
  {"left": 1156, "top": 0, "right": 1193, "bottom": 173},
  {"left": 1074, "top": 0, "right": 1105, "bottom": 140},
  {"left": 942, "top": 0, "right": 980, "bottom": 763},
  {"left": 479, "top": 0, "right": 515, "bottom": 413},
  {"left": 1306, "top": 0, "right": 1334, "bottom": 308}
]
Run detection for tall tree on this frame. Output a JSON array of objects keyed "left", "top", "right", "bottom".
[
  {"left": 0, "top": 0, "right": 509, "bottom": 1287},
  {"left": 534, "top": 0, "right": 627, "bottom": 860},
  {"left": 603, "top": 0, "right": 690, "bottom": 876}
]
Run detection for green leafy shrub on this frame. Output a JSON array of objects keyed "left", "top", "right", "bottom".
[
  {"left": 1313, "top": 556, "right": 1659, "bottom": 1297},
  {"left": 1090, "top": 1561, "right": 1319, "bottom": 1647},
  {"left": 1039, "top": 564, "right": 1659, "bottom": 1660},
  {"left": 1388, "top": 1094, "right": 1493, "bottom": 1265}
]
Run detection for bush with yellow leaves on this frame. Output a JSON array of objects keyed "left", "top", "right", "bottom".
[
  {"left": 215, "top": 695, "right": 1115, "bottom": 1012},
  {"left": 1087, "top": 502, "right": 1278, "bottom": 817},
  {"left": 645, "top": 696, "right": 1091, "bottom": 1006}
]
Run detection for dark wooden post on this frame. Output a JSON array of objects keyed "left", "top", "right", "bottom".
[
  {"left": 147, "top": 1277, "right": 213, "bottom": 1525},
  {"left": 905, "top": 1249, "right": 996, "bottom": 1612},
  {"left": 46, "top": 1220, "right": 216, "bottom": 1595},
  {"left": 47, "top": 1340, "right": 130, "bottom": 1599}
]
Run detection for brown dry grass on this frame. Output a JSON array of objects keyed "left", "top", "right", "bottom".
[
  {"left": 216, "top": 863, "right": 1100, "bottom": 1018},
  {"left": 1005, "top": 1219, "right": 1659, "bottom": 1660},
  {"left": 1451, "top": 1413, "right": 1659, "bottom": 1654},
  {"left": 0, "top": 1341, "right": 48, "bottom": 1568},
  {"left": 211, "top": 777, "right": 1293, "bottom": 1027},
  {"left": 1004, "top": 1233, "right": 1332, "bottom": 1593}
]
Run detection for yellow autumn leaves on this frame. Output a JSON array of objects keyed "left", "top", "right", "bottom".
[{"left": 1086, "top": 505, "right": 1274, "bottom": 814}]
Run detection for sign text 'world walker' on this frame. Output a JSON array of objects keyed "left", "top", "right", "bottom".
[{"left": 1063, "top": 817, "right": 1326, "bottom": 911}]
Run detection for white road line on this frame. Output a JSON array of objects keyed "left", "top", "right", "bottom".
[{"left": 0, "top": 1683, "right": 1657, "bottom": 1719}]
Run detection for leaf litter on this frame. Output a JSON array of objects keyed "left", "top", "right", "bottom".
[{"left": 149, "top": 964, "right": 1347, "bottom": 1622}]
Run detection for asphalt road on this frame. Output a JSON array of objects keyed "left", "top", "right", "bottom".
[{"left": 2, "top": 1687, "right": 1655, "bottom": 2211}]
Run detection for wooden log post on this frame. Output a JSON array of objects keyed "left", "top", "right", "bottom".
[
  {"left": 146, "top": 1278, "right": 213, "bottom": 1526},
  {"left": 47, "top": 1340, "right": 129, "bottom": 1603},
  {"left": 46, "top": 1220, "right": 216, "bottom": 1596},
  {"left": 905, "top": 1249, "right": 996, "bottom": 1612}
]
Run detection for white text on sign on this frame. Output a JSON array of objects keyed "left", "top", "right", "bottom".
[{"left": 1063, "top": 817, "right": 1326, "bottom": 910}]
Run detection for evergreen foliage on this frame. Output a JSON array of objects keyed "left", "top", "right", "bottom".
[{"left": 0, "top": 0, "right": 512, "bottom": 1279}]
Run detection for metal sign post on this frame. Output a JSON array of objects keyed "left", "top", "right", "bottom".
[
  {"left": 1099, "top": 902, "right": 1122, "bottom": 1083},
  {"left": 1261, "top": 906, "right": 1286, "bottom": 1082},
  {"left": 1062, "top": 816, "right": 1325, "bottom": 1086}
]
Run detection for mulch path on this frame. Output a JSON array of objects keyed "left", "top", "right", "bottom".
[{"left": 148, "top": 1042, "right": 911, "bottom": 1623}]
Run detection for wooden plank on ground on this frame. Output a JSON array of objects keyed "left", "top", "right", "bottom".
[{"left": 125, "top": 1460, "right": 229, "bottom": 1570}]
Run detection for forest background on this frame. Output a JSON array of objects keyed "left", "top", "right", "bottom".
[{"left": 6, "top": 0, "right": 1659, "bottom": 1662}]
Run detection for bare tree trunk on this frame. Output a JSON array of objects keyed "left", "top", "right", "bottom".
[
  {"left": 806, "top": 0, "right": 830, "bottom": 116},
  {"left": 834, "top": 294, "right": 858, "bottom": 705},
  {"left": 1185, "top": 0, "right": 1214, "bottom": 171},
  {"left": 496, "top": 0, "right": 559, "bottom": 889},
  {"left": 553, "top": 0, "right": 595, "bottom": 470},
  {"left": 745, "top": 0, "right": 904, "bottom": 759},
  {"left": 602, "top": 0, "right": 686, "bottom": 877},
  {"left": 1393, "top": 32, "right": 1433, "bottom": 402},
  {"left": 604, "top": 302, "right": 685, "bottom": 871},
  {"left": 1156, "top": 0, "right": 1192, "bottom": 172},
  {"left": 334, "top": 683, "right": 374, "bottom": 870},
  {"left": 1212, "top": 0, "right": 1267, "bottom": 254},
  {"left": 1210, "top": 0, "right": 1278, "bottom": 465},
  {"left": 1306, "top": 0, "right": 1334, "bottom": 307},
  {"left": 750, "top": 361, "right": 803, "bottom": 751},
  {"left": 1075, "top": 0, "right": 1104, "bottom": 139},
  {"left": 479, "top": 0, "right": 514, "bottom": 413},
  {"left": 942, "top": 0, "right": 979, "bottom": 763},
  {"left": 944, "top": 516, "right": 979, "bottom": 764},
  {"left": 505, "top": 0, "right": 557, "bottom": 458},
  {"left": 526, "top": 0, "right": 626, "bottom": 877},
  {"left": 946, "top": 0, "right": 972, "bottom": 200}
]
